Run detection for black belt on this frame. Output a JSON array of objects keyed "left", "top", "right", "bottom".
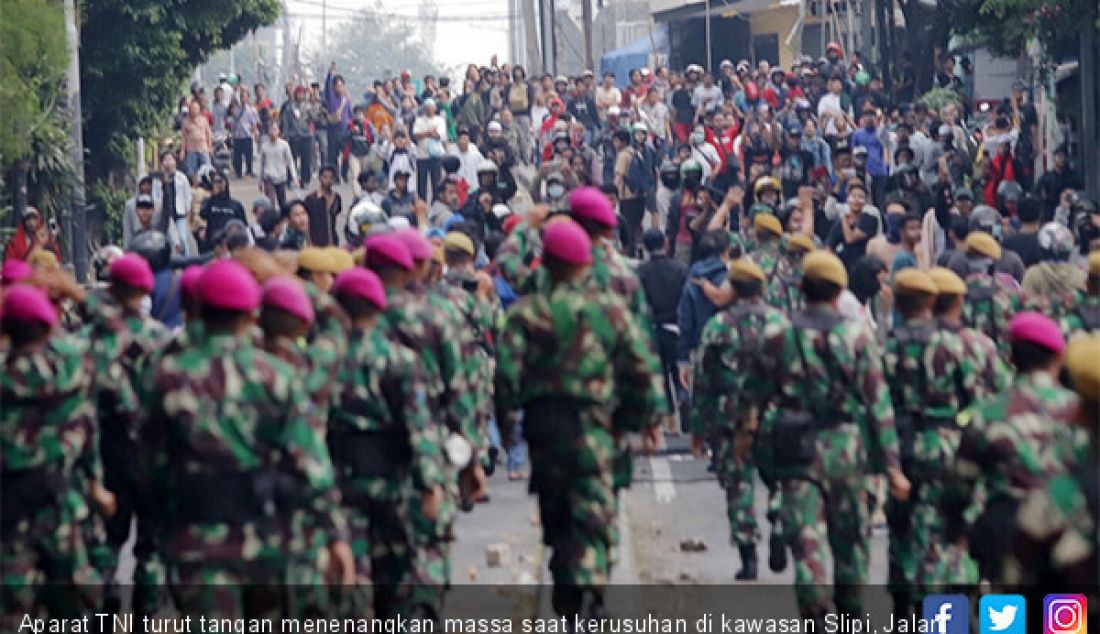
[
  {"left": 328, "top": 428, "right": 412, "bottom": 478},
  {"left": 173, "top": 470, "right": 298, "bottom": 524}
]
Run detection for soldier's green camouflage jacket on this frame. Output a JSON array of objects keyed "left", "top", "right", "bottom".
[
  {"left": 691, "top": 298, "right": 786, "bottom": 437},
  {"left": 494, "top": 276, "right": 664, "bottom": 586},
  {"left": 1056, "top": 292, "right": 1100, "bottom": 339},
  {"left": 962, "top": 273, "right": 1020, "bottom": 357},
  {"left": 495, "top": 220, "right": 543, "bottom": 292},
  {"left": 757, "top": 305, "right": 902, "bottom": 477},
  {"left": 1, "top": 334, "right": 101, "bottom": 585},
  {"left": 937, "top": 319, "right": 1013, "bottom": 398},
  {"left": 330, "top": 324, "right": 447, "bottom": 586},
  {"left": 138, "top": 331, "right": 347, "bottom": 581}
]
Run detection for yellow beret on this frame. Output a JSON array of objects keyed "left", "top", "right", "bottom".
[
  {"left": 729, "top": 258, "right": 766, "bottom": 284},
  {"left": 324, "top": 247, "right": 355, "bottom": 273},
  {"left": 297, "top": 247, "right": 335, "bottom": 274},
  {"left": 1065, "top": 334, "right": 1100, "bottom": 401},
  {"left": 29, "top": 249, "right": 59, "bottom": 270},
  {"left": 786, "top": 234, "right": 816, "bottom": 253},
  {"left": 754, "top": 213, "right": 784, "bottom": 237},
  {"left": 929, "top": 267, "right": 967, "bottom": 295},
  {"left": 1089, "top": 250, "right": 1100, "bottom": 277},
  {"left": 431, "top": 244, "right": 445, "bottom": 265},
  {"left": 443, "top": 232, "right": 476, "bottom": 257},
  {"left": 802, "top": 251, "right": 848, "bottom": 288},
  {"left": 965, "top": 232, "right": 1002, "bottom": 260},
  {"left": 893, "top": 268, "right": 937, "bottom": 295}
]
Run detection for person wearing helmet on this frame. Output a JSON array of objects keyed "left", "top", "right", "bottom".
[
  {"left": 665, "top": 160, "right": 706, "bottom": 265},
  {"left": 344, "top": 198, "right": 389, "bottom": 247},
  {"left": 943, "top": 205, "right": 1025, "bottom": 283},
  {"left": 752, "top": 176, "right": 782, "bottom": 211},
  {"left": 656, "top": 160, "right": 682, "bottom": 229},
  {"left": 1021, "top": 222, "right": 1085, "bottom": 312}
]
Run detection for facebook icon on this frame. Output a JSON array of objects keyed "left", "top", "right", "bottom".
[{"left": 924, "top": 595, "right": 971, "bottom": 634}]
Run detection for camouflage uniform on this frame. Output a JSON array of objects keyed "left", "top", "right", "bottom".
[
  {"left": 1058, "top": 293, "right": 1100, "bottom": 339},
  {"left": 962, "top": 273, "right": 1019, "bottom": 358},
  {"left": 495, "top": 221, "right": 544, "bottom": 292},
  {"left": 882, "top": 319, "right": 980, "bottom": 607},
  {"left": 139, "top": 331, "right": 346, "bottom": 615},
  {"left": 757, "top": 305, "right": 901, "bottom": 618},
  {"left": 495, "top": 276, "right": 664, "bottom": 615},
  {"left": 938, "top": 319, "right": 1013, "bottom": 397},
  {"left": 1, "top": 334, "right": 101, "bottom": 620},
  {"left": 945, "top": 371, "right": 1089, "bottom": 584},
  {"left": 380, "top": 285, "right": 473, "bottom": 613},
  {"left": 691, "top": 298, "right": 786, "bottom": 550},
  {"left": 768, "top": 249, "right": 807, "bottom": 314},
  {"left": 330, "top": 324, "right": 447, "bottom": 616}
]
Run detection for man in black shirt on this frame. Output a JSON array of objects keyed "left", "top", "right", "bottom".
[
  {"left": 198, "top": 170, "right": 246, "bottom": 252},
  {"left": 779, "top": 122, "right": 814, "bottom": 199},
  {"left": 1035, "top": 145, "right": 1082, "bottom": 220},
  {"left": 637, "top": 229, "right": 689, "bottom": 433},
  {"left": 1001, "top": 195, "right": 1044, "bottom": 268},
  {"left": 567, "top": 80, "right": 599, "bottom": 137},
  {"left": 826, "top": 181, "right": 880, "bottom": 271},
  {"left": 670, "top": 79, "right": 695, "bottom": 144}
]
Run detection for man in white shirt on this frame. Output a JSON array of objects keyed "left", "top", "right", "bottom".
[
  {"left": 151, "top": 152, "right": 196, "bottom": 256},
  {"left": 816, "top": 77, "right": 852, "bottom": 136},
  {"left": 449, "top": 127, "right": 484, "bottom": 189},
  {"left": 594, "top": 72, "right": 622, "bottom": 126},
  {"left": 412, "top": 98, "right": 448, "bottom": 201},
  {"left": 690, "top": 72, "right": 723, "bottom": 117}
]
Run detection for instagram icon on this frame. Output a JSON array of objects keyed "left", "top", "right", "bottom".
[{"left": 1045, "top": 595, "right": 1087, "bottom": 634}]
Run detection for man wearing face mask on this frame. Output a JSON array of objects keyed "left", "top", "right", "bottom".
[
  {"left": 866, "top": 200, "right": 913, "bottom": 272},
  {"left": 689, "top": 128, "right": 722, "bottom": 184}
]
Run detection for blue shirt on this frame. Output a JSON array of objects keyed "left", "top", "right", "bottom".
[{"left": 851, "top": 127, "right": 887, "bottom": 176}]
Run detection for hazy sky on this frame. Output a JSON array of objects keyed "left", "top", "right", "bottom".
[{"left": 289, "top": 0, "right": 511, "bottom": 72}]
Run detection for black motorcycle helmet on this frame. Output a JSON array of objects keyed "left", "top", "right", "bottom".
[
  {"left": 128, "top": 230, "right": 171, "bottom": 271},
  {"left": 659, "top": 160, "right": 681, "bottom": 190},
  {"left": 441, "top": 155, "right": 461, "bottom": 175}
]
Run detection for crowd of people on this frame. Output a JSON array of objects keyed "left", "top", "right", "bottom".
[{"left": 1, "top": 44, "right": 1098, "bottom": 628}]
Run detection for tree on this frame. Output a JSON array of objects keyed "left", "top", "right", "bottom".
[
  {"left": 312, "top": 6, "right": 447, "bottom": 104},
  {"left": 0, "top": 0, "right": 73, "bottom": 224},
  {"left": 944, "top": 0, "right": 1099, "bottom": 64},
  {"left": 79, "top": 0, "right": 281, "bottom": 182}
]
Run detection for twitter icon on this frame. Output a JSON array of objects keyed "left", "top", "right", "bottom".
[{"left": 981, "top": 595, "right": 1026, "bottom": 634}]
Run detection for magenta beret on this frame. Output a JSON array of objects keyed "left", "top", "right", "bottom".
[
  {"left": 1, "top": 260, "right": 33, "bottom": 287},
  {"left": 394, "top": 229, "right": 434, "bottom": 261},
  {"left": 2, "top": 284, "right": 58, "bottom": 327},
  {"left": 333, "top": 268, "right": 388, "bottom": 311},
  {"left": 364, "top": 234, "right": 414, "bottom": 272},
  {"left": 262, "top": 276, "right": 316, "bottom": 324},
  {"left": 542, "top": 220, "right": 593, "bottom": 265},
  {"left": 178, "top": 265, "right": 203, "bottom": 304},
  {"left": 569, "top": 186, "right": 617, "bottom": 228},
  {"left": 1009, "top": 311, "right": 1065, "bottom": 354},
  {"left": 109, "top": 253, "right": 155, "bottom": 293},
  {"left": 196, "top": 260, "right": 260, "bottom": 312}
]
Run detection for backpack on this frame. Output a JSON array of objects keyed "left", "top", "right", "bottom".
[
  {"left": 964, "top": 284, "right": 1001, "bottom": 342},
  {"left": 625, "top": 149, "right": 651, "bottom": 195}
]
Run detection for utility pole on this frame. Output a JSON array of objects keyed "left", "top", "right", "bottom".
[
  {"left": 63, "top": 0, "right": 88, "bottom": 281},
  {"left": 704, "top": 0, "right": 712, "bottom": 71},
  {"left": 582, "top": 0, "right": 594, "bottom": 71},
  {"left": 538, "top": 0, "right": 557, "bottom": 75},
  {"left": 523, "top": 0, "right": 542, "bottom": 72},
  {"left": 281, "top": 0, "right": 291, "bottom": 89},
  {"left": 322, "top": 0, "right": 327, "bottom": 62}
]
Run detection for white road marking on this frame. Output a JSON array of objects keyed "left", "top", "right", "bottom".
[{"left": 649, "top": 456, "right": 676, "bottom": 503}]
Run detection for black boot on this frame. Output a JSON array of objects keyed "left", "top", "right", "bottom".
[
  {"left": 735, "top": 544, "right": 758, "bottom": 580},
  {"left": 768, "top": 530, "right": 787, "bottom": 573}
]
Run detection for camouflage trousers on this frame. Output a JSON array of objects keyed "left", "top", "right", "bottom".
[
  {"left": 407, "top": 475, "right": 457, "bottom": 618},
  {"left": 885, "top": 495, "right": 918, "bottom": 616},
  {"left": 913, "top": 478, "right": 978, "bottom": 589},
  {"left": 779, "top": 475, "right": 869, "bottom": 618},
  {"left": 1, "top": 513, "right": 99, "bottom": 629},
  {"left": 338, "top": 475, "right": 416, "bottom": 618},
  {"left": 532, "top": 452, "right": 616, "bottom": 589},
  {"left": 169, "top": 560, "right": 287, "bottom": 618},
  {"left": 714, "top": 429, "right": 759, "bottom": 547}
]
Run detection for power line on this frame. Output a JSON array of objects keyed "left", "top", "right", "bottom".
[{"left": 287, "top": 10, "right": 518, "bottom": 21}]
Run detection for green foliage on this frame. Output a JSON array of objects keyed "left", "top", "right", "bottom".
[
  {"left": 26, "top": 113, "right": 76, "bottom": 221},
  {"left": 80, "top": 0, "right": 281, "bottom": 181},
  {"left": 947, "top": 0, "right": 1099, "bottom": 62},
  {"left": 87, "top": 179, "right": 126, "bottom": 244},
  {"left": 317, "top": 5, "right": 446, "bottom": 103},
  {"left": 918, "top": 88, "right": 964, "bottom": 114},
  {"left": 0, "top": 0, "right": 68, "bottom": 165}
]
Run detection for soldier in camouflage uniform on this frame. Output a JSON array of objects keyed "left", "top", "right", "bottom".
[
  {"left": 930, "top": 267, "right": 1013, "bottom": 398},
  {"left": 961, "top": 232, "right": 1020, "bottom": 358},
  {"left": 690, "top": 259, "right": 787, "bottom": 581},
  {"left": 747, "top": 213, "right": 783, "bottom": 282},
  {"left": 138, "top": 260, "right": 352, "bottom": 615},
  {"left": 945, "top": 312, "right": 1089, "bottom": 584},
  {"left": 1, "top": 285, "right": 112, "bottom": 624},
  {"left": 769, "top": 234, "right": 816, "bottom": 314},
  {"left": 495, "top": 220, "right": 664, "bottom": 619},
  {"left": 363, "top": 233, "right": 473, "bottom": 618},
  {"left": 756, "top": 251, "right": 910, "bottom": 622},
  {"left": 439, "top": 231, "right": 501, "bottom": 474},
  {"left": 881, "top": 269, "right": 980, "bottom": 613},
  {"left": 1003, "top": 334, "right": 1097, "bottom": 601},
  {"left": 330, "top": 267, "right": 447, "bottom": 617},
  {"left": 1059, "top": 250, "right": 1100, "bottom": 338}
]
